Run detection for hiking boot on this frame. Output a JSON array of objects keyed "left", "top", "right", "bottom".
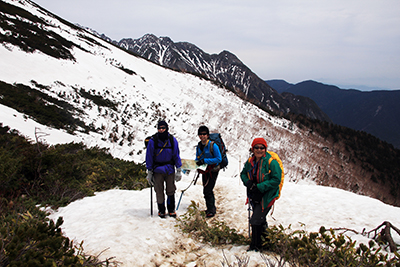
[
  {"left": 206, "top": 211, "right": 215, "bottom": 218},
  {"left": 247, "top": 225, "right": 263, "bottom": 252},
  {"left": 167, "top": 195, "right": 176, "bottom": 216},
  {"left": 246, "top": 245, "right": 260, "bottom": 252},
  {"left": 158, "top": 203, "right": 166, "bottom": 219}
]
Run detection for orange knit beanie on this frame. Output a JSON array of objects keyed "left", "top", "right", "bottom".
[{"left": 251, "top": 137, "right": 268, "bottom": 148}]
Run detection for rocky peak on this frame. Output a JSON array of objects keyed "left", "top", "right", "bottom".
[{"left": 114, "top": 34, "right": 331, "bottom": 122}]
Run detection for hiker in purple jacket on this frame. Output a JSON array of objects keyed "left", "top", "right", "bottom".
[{"left": 146, "top": 121, "right": 182, "bottom": 218}]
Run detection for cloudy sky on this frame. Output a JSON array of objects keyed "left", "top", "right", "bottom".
[{"left": 33, "top": 0, "right": 400, "bottom": 90}]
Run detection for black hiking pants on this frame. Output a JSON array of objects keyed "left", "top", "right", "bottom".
[
  {"left": 250, "top": 203, "right": 271, "bottom": 226},
  {"left": 249, "top": 203, "right": 272, "bottom": 250},
  {"left": 202, "top": 170, "right": 219, "bottom": 213}
]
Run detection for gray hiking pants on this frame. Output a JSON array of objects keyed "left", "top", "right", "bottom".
[{"left": 153, "top": 172, "right": 176, "bottom": 204}]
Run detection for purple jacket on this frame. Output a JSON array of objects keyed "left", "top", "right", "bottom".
[{"left": 146, "top": 134, "right": 182, "bottom": 175}]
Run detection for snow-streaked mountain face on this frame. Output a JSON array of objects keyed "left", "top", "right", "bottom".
[
  {"left": 115, "top": 34, "right": 332, "bottom": 123},
  {"left": 0, "top": 0, "right": 394, "bottom": 205}
]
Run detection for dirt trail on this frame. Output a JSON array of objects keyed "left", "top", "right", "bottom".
[{"left": 148, "top": 183, "right": 259, "bottom": 266}]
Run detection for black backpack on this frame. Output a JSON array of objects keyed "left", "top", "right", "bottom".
[{"left": 144, "top": 133, "right": 175, "bottom": 151}]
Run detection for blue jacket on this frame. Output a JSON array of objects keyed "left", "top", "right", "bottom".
[
  {"left": 196, "top": 140, "right": 222, "bottom": 165},
  {"left": 146, "top": 134, "right": 182, "bottom": 175}
]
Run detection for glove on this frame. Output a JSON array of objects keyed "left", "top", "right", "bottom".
[
  {"left": 146, "top": 170, "right": 154, "bottom": 186},
  {"left": 251, "top": 185, "right": 263, "bottom": 203},
  {"left": 246, "top": 180, "right": 255, "bottom": 196},
  {"left": 196, "top": 159, "right": 205, "bottom": 166},
  {"left": 175, "top": 167, "right": 182, "bottom": 182}
]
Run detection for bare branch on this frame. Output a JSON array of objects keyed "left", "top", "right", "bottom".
[
  {"left": 331, "top": 227, "right": 360, "bottom": 235},
  {"left": 364, "top": 221, "right": 399, "bottom": 252}
]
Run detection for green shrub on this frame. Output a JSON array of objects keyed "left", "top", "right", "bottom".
[
  {"left": 0, "top": 81, "right": 88, "bottom": 132},
  {"left": 0, "top": 127, "right": 145, "bottom": 265},
  {"left": 0, "top": 125, "right": 147, "bottom": 208},
  {"left": 0, "top": 198, "right": 117, "bottom": 266},
  {"left": 177, "top": 202, "right": 400, "bottom": 266},
  {"left": 265, "top": 225, "right": 400, "bottom": 267},
  {"left": 78, "top": 89, "right": 117, "bottom": 111},
  {"left": 0, "top": 1, "right": 76, "bottom": 60},
  {"left": 177, "top": 201, "right": 248, "bottom": 246}
]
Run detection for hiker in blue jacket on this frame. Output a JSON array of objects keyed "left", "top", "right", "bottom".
[
  {"left": 195, "top": 126, "right": 222, "bottom": 218},
  {"left": 146, "top": 121, "right": 182, "bottom": 218}
]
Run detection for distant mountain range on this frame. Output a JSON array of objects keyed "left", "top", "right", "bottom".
[
  {"left": 97, "top": 31, "right": 400, "bottom": 148},
  {"left": 266, "top": 80, "right": 400, "bottom": 148},
  {"left": 97, "top": 33, "right": 331, "bottom": 123},
  {"left": 99, "top": 32, "right": 399, "bottom": 149}
]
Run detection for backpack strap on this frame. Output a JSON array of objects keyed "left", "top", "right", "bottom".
[
  {"left": 152, "top": 134, "right": 159, "bottom": 149},
  {"left": 196, "top": 140, "right": 209, "bottom": 160},
  {"left": 152, "top": 134, "right": 175, "bottom": 165},
  {"left": 267, "top": 155, "right": 277, "bottom": 214},
  {"left": 209, "top": 141, "right": 214, "bottom": 156},
  {"left": 153, "top": 134, "right": 174, "bottom": 150},
  {"left": 267, "top": 156, "right": 277, "bottom": 179},
  {"left": 156, "top": 139, "right": 170, "bottom": 156}
]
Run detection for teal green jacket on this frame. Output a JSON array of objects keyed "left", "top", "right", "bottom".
[{"left": 240, "top": 153, "right": 281, "bottom": 210}]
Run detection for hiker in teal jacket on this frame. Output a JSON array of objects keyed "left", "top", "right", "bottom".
[
  {"left": 196, "top": 125, "right": 222, "bottom": 218},
  {"left": 240, "top": 137, "right": 281, "bottom": 252}
]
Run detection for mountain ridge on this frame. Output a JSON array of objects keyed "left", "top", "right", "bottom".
[
  {"left": 267, "top": 79, "right": 400, "bottom": 148},
  {"left": 102, "top": 33, "right": 332, "bottom": 123}
]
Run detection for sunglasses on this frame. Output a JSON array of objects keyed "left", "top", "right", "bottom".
[
  {"left": 198, "top": 133, "right": 208, "bottom": 136},
  {"left": 253, "top": 146, "right": 266, "bottom": 150},
  {"left": 158, "top": 126, "right": 166, "bottom": 130}
]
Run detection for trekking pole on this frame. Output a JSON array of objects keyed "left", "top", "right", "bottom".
[
  {"left": 239, "top": 155, "right": 241, "bottom": 185},
  {"left": 150, "top": 184, "right": 153, "bottom": 216},
  {"left": 248, "top": 200, "right": 252, "bottom": 237},
  {"left": 176, "top": 170, "right": 200, "bottom": 211}
]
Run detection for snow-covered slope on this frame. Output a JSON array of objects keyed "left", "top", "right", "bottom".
[
  {"left": 116, "top": 34, "right": 332, "bottom": 122},
  {"left": 46, "top": 178, "right": 400, "bottom": 266},
  {"left": 1, "top": 0, "right": 364, "bottom": 190}
]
